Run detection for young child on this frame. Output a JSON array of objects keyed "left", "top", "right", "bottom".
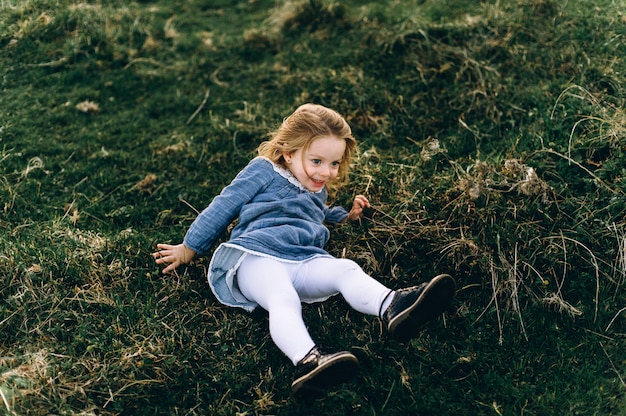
[{"left": 152, "top": 103, "right": 456, "bottom": 397}]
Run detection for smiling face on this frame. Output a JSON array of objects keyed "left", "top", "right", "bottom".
[{"left": 283, "top": 135, "right": 347, "bottom": 192}]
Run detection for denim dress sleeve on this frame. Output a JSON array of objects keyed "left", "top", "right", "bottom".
[
  {"left": 324, "top": 205, "right": 349, "bottom": 224},
  {"left": 183, "top": 158, "right": 271, "bottom": 254}
]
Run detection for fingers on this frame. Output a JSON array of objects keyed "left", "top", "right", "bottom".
[
  {"left": 153, "top": 243, "right": 174, "bottom": 254},
  {"left": 152, "top": 243, "right": 179, "bottom": 274},
  {"left": 345, "top": 195, "right": 372, "bottom": 221},
  {"left": 354, "top": 194, "right": 370, "bottom": 209},
  {"left": 152, "top": 247, "right": 169, "bottom": 263},
  {"left": 353, "top": 195, "right": 370, "bottom": 212},
  {"left": 153, "top": 250, "right": 172, "bottom": 265},
  {"left": 162, "top": 262, "right": 178, "bottom": 274}
]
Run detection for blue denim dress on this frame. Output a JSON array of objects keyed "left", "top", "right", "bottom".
[{"left": 183, "top": 157, "right": 349, "bottom": 311}]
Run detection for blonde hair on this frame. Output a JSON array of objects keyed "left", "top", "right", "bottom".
[{"left": 258, "top": 103, "right": 356, "bottom": 194}]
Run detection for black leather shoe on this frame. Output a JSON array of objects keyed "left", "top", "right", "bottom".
[
  {"left": 291, "top": 346, "right": 359, "bottom": 398},
  {"left": 381, "top": 274, "right": 456, "bottom": 342}
]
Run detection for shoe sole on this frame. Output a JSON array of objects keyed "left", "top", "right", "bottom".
[
  {"left": 291, "top": 353, "right": 359, "bottom": 398},
  {"left": 388, "top": 274, "right": 456, "bottom": 342}
]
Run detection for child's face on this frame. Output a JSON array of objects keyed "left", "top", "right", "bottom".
[{"left": 284, "top": 135, "right": 346, "bottom": 192}]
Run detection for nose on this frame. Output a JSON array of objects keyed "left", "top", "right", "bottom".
[{"left": 320, "top": 164, "right": 331, "bottom": 178}]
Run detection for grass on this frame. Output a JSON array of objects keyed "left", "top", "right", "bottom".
[{"left": 1, "top": 0, "right": 625, "bottom": 414}]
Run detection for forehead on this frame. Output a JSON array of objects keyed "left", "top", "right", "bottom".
[{"left": 305, "top": 136, "right": 346, "bottom": 159}]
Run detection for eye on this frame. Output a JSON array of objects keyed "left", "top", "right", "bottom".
[
  {"left": 331, "top": 161, "right": 341, "bottom": 167},
  {"left": 311, "top": 159, "right": 321, "bottom": 165}
]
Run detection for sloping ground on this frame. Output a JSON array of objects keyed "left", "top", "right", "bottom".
[{"left": 1, "top": 0, "right": 624, "bottom": 414}]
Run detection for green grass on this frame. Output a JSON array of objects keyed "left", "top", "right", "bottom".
[{"left": 1, "top": 0, "right": 625, "bottom": 414}]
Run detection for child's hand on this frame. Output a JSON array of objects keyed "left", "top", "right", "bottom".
[
  {"left": 346, "top": 194, "right": 371, "bottom": 221},
  {"left": 152, "top": 243, "right": 196, "bottom": 274}
]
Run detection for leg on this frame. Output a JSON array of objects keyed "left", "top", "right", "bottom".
[
  {"left": 237, "top": 255, "right": 315, "bottom": 365},
  {"left": 238, "top": 255, "right": 359, "bottom": 398},
  {"left": 294, "top": 257, "right": 393, "bottom": 316},
  {"left": 295, "top": 257, "right": 456, "bottom": 342}
]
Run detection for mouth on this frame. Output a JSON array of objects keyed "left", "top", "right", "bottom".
[{"left": 310, "top": 178, "right": 325, "bottom": 187}]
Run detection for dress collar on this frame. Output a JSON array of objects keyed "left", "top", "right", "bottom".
[{"left": 258, "top": 156, "right": 323, "bottom": 194}]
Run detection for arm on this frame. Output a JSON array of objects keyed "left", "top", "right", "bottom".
[{"left": 152, "top": 158, "right": 271, "bottom": 274}]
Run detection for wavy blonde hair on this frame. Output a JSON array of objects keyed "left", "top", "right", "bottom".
[{"left": 257, "top": 103, "right": 356, "bottom": 195}]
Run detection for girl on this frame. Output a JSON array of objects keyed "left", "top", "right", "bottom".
[{"left": 152, "top": 103, "right": 456, "bottom": 398}]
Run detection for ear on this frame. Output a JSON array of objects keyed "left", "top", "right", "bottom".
[{"left": 283, "top": 152, "right": 292, "bottom": 164}]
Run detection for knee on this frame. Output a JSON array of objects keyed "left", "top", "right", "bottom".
[
  {"left": 269, "top": 295, "right": 302, "bottom": 316},
  {"left": 335, "top": 258, "right": 362, "bottom": 274},
  {"left": 268, "top": 285, "right": 302, "bottom": 310}
]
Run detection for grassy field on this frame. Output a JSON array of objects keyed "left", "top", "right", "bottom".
[{"left": 1, "top": 0, "right": 625, "bottom": 414}]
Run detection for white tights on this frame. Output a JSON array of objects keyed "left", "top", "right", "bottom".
[{"left": 237, "top": 254, "right": 393, "bottom": 365}]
